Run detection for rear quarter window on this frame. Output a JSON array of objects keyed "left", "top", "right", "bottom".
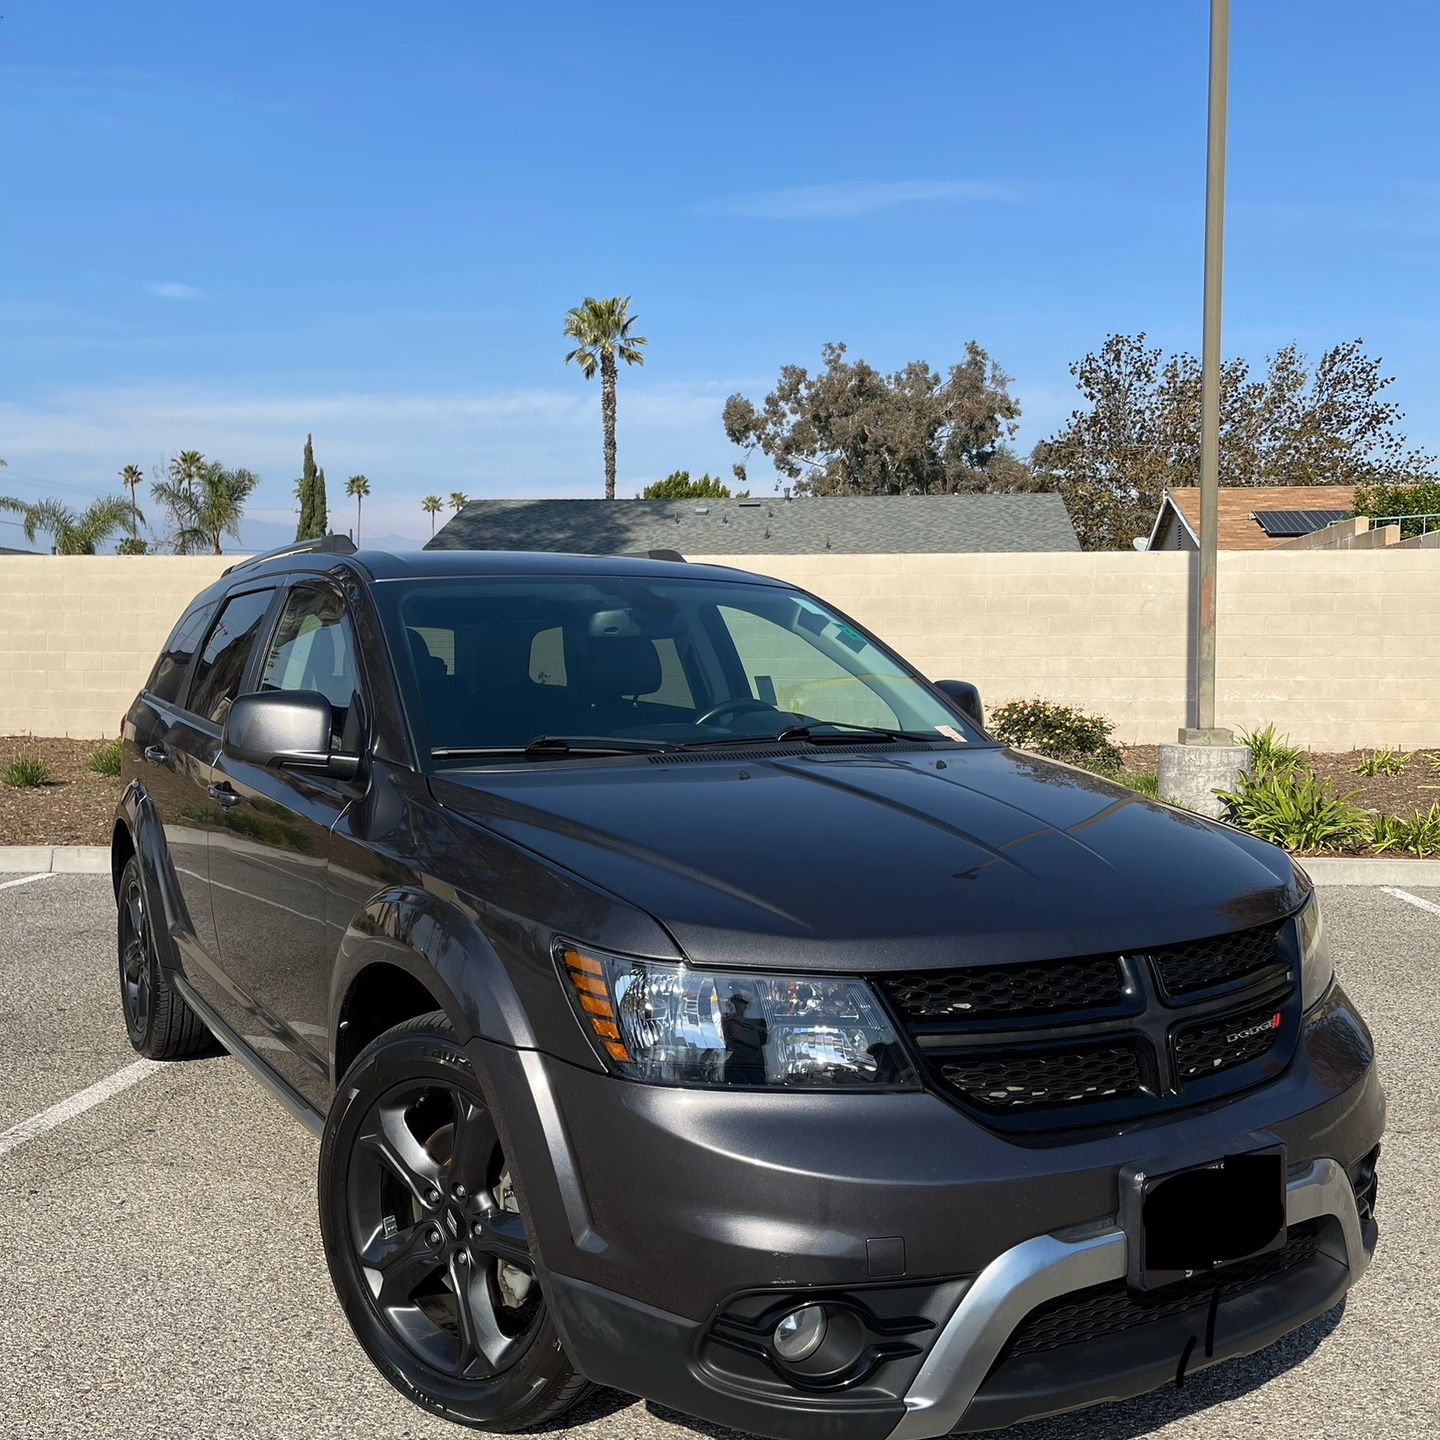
[{"left": 146, "top": 601, "right": 218, "bottom": 706}]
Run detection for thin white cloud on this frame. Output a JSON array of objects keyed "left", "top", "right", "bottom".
[
  {"left": 699, "top": 179, "right": 1028, "bottom": 220},
  {"left": 0, "top": 378, "right": 751, "bottom": 543},
  {"left": 147, "top": 281, "right": 205, "bottom": 301}
]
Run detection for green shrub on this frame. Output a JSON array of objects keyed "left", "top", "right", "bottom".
[
  {"left": 1355, "top": 746, "right": 1407, "bottom": 777},
  {"left": 1239, "top": 724, "right": 1304, "bottom": 777},
  {"left": 115, "top": 536, "right": 149, "bottom": 556},
  {"left": 1216, "top": 769, "right": 1367, "bottom": 852},
  {"left": 1113, "top": 769, "right": 1160, "bottom": 799},
  {"left": 1354, "top": 479, "right": 1440, "bottom": 539},
  {"left": 989, "top": 698, "right": 1122, "bottom": 770},
  {"left": 89, "top": 740, "right": 123, "bottom": 777},
  {"left": 2, "top": 755, "right": 53, "bottom": 788},
  {"left": 1369, "top": 805, "right": 1440, "bottom": 858}
]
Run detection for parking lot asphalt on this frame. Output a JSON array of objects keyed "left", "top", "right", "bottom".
[{"left": 0, "top": 874, "right": 1436, "bottom": 1440}]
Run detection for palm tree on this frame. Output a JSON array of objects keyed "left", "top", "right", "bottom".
[
  {"left": 168, "top": 450, "right": 206, "bottom": 494},
  {"left": 422, "top": 494, "right": 443, "bottom": 536},
  {"left": 152, "top": 461, "right": 260, "bottom": 554},
  {"left": 346, "top": 474, "right": 371, "bottom": 545},
  {"left": 119, "top": 464, "right": 145, "bottom": 540},
  {"left": 0, "top": 493, "right": 135, "bottom": 554},
  {"left": 449, "top": 491, "right": 468, "bottom": 514},
  {"left": 563, "top": 295, "right": 647, "bottom": 500}
]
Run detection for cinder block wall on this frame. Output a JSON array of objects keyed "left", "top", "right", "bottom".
[
  {"left": 1, "top": 550, "right": 1435, "bottom": 748},
  {"left": 0, "top": 556, "right": 236, "bottom": 738}
]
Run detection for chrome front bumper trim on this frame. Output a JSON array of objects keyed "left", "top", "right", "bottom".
[{"left": 887, "top": 1158, "right": 1368, "bottom": 1440}]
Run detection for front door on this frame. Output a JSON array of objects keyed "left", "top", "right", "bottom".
[{"left": 208, "top": 580, "right": 368, "bottom": 1108}]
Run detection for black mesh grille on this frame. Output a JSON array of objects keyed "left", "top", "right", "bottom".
[
  {"left": 1150, "top": 923, "right": 1283, "bottom": 996},
  {"left": 883, "top": 956, "right": 1124, "bottom": 1021},
  {"left": 1005, "top": 1221, "right": 1324, "bottom": 1358},
  {"left": 936, "top": 1043, "right": 1141, "bottom": 1111},
  {"left": 1173, "top": 998, "right": 1285, "bottom": 1081}
]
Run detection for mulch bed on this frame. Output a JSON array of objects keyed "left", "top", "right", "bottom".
[
  {"left": 0, "top": 737, "right": 123, "bottom": 847},
  {"left": 1121, "top": 744, "right": 1440, "bottom": 815}
]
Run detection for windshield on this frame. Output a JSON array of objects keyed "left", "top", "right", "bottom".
[{"left": 378, "top": 575, "right": 974, "bottom": 760}]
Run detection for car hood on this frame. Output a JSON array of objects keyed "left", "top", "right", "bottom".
[{"left": 431, "top": 745, "right": 1300, "bottom": 973}]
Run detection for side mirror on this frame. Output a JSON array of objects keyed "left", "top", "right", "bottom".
[
  {"left": 934, "top": 679, "right": 984, "bottom": 731},
  {"left": 222, "top": 690, "right": 359, "bottom": 779}
]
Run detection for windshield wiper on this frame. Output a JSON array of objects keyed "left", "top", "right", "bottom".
[
  {"left": 681, "top": 721, "right": 942, "bottom": 749},
  {"left": 432, "top": 735, "right": 680, "bottom": 762}
]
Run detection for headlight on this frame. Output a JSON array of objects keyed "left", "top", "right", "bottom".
[
  {"left": 557, "top": 943, "right": 918, "bottom": 1089},
  {"left": 1297, "top": 892, "right": 1334, "bottom": 1011}
]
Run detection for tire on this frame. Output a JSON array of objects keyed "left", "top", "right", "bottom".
[
  {"left": 318, "top": 1011, "right": 591, "bottom": 1432},
  {"left": 116, "top": 855, "right": 217, "bottom": 1060}
]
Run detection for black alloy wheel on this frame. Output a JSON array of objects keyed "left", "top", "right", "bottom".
[
  {"left": 118, "top": 865, "right": 152, "bottom": 1042},
  {"left": 115, "top": 854, "right": 215, "bottom": 1059},
  {"left": 319, "top": 1012, "right": 589, "bottom": 1430}
]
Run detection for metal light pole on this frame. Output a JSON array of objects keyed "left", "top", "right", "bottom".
[
  {"left": 1195, "top": 0, "right": 1228, "bottom": 734},
  {"left": 1157, "top": 0, "right": 1247, "bottom": 812}
]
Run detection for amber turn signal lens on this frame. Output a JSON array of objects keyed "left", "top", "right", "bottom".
[{"left": 562, "top": 948, "right": 631, "bottom": 1063}]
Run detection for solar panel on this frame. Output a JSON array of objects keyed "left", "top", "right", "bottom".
[{"left": 1252, "top": 509, "right": 1353, "bottom": 538}]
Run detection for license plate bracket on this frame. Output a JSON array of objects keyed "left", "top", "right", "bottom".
[{"left": 1121, "top": 1144, "right": 1286, "bottom": 1291}]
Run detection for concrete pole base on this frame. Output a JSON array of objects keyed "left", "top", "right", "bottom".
[{"left": 1157, "top": 736, "right": 1249, "bottom": 818}]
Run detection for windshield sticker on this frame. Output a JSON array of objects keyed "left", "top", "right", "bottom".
[
  {"left": 934, "top": 725, "right": 967, "bottom": 743},
  {"left": 834, "top": 625, "right": 866, "bottom": 653}
]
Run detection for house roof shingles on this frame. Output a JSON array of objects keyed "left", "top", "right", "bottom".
[
  {"left": 1162, "top": 485, "right": 1357, "bottom": 551},
  {"left": 427, "top": 494, "right": 1080, "bottom": 556}
]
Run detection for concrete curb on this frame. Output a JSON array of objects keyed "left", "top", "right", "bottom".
[
  {"left": 1, "top": 845, "right": 1438, "bottom": 887},
  {"left": 1298, "top": 856, "right": 1440, "bottom": 887},
  {"left": 0, "top": 846, "right": 110, "bottom": 875}
]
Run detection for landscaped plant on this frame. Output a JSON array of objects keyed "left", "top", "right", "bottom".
[
  {"left": 1369, "top": 805, "right": 1440, "bottom": 859},
  {"left": 988, "top": 698, "right": 1122, "bottom": 771},
  {"left": 89, "top": 740, "right": 123, "bottom": 777},
  {"left": 1355, "top": 746, "right": 1408, "bottom": 777},
  {"left": 1215, "top": 769, "right": 1368, "bottom": 853},
  {"left": 1239, "top": 723, "right": 1305, "bottom": 777},
  {"left": 1115, "top": 769, "right": 1160, "bottom": 799},
  {"left": 2, "top": 755, "right": 54, "bottom": 788}
]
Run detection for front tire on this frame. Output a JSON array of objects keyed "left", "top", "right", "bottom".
[
  {"left": 318, "top": 1011, "right": 590, "bottom": 1431},
  {"left": 116, "top": 855, "right": 216, "bottom": 1060}
]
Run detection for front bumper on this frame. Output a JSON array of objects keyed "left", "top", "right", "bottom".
[{"left": 471, "top": 984, "right": 1383, "bottom": 1440}]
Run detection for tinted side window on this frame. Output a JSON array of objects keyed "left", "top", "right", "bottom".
[
  {"left": 188, "top": 589, "right": 274, "bottom": 725},
  {"left": 147, "top": 601, "right": 218, "bottom": 705},
  {"left": 260, "top": 585, "right": 360, "bottom": 739}
]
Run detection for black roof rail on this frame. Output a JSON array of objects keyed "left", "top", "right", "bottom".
[
  {"left": 222, "top": 533, "right": 357, "bottom": 577},
  {"left": 644, "top": 549, "right": 686, "bottom": 562}
]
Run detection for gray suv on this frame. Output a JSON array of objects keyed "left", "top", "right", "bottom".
[{"left": 112, "top": 539, "right": 1384, "bottom": 1438}]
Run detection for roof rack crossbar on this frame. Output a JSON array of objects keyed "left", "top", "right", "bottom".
[{"left": 223, "top": 533, "right": 357, "bottom": 576}]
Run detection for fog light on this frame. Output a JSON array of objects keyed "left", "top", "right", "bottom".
[{"left": 773, "top": 1304, "right": 827, "bottom": 1362}]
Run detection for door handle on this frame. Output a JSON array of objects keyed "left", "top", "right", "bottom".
[
  {"left": 207, "top": 782, "right": 243, "bottom": 810},
  {"left": 143, "top": 744, "right": 168, "bottom": 765}
]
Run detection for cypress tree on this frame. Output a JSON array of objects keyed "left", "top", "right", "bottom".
[{"left": 296, "top": 433, "right": 326, "bottom": 539}]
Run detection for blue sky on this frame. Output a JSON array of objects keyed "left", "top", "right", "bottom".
[{"left": 3, "top": 1, "right": 1439, "bottom": 549}]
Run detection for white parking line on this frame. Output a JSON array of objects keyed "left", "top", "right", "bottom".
[
  {"left": 0, "top": 1059, "right": 163, "bottom": 1161},
  {"left": 0, "top": 872, "right": 56, "bottom": 893},
  {"left": 1381, "top": 886, "right": 1440, "bottom": 918}
]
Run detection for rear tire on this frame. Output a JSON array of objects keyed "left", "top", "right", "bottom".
[
  {"left": 116, "top": 855, "right": 216, "bottom": 1060},
  {"left": 318, "top": 1010, "right": 591, "bottom": 1431}
]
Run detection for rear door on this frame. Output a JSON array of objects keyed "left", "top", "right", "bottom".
[
  {"left": 161, "top": 584, "right": 279, "bottom": 1011},
  {"left": 130, "top": 597, "right": 221, "bottom": 969},
  {"left": 208, "top": 578, "right": 370, "bottom": 1106}
]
